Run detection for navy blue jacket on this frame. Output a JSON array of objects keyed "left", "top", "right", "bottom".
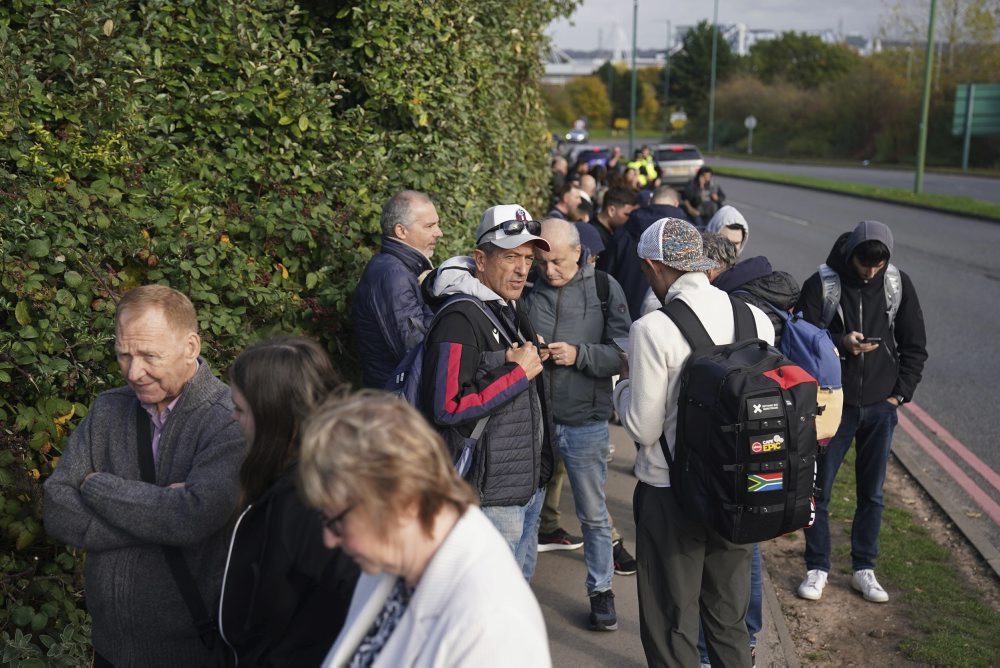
[
  {"left": 605, "top": 203, "right": 692, "bottom": 320},
  {"left": 353, "top": 237, "right": 433, "bottom": 388}
]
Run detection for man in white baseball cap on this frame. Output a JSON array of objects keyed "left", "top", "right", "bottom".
[{"left": 419, "top": 204, "right": 557, "bottom": 581}]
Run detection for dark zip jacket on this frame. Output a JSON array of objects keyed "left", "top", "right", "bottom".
[
  {"left": 795, "top": 224, "right": 927, "bottom": 406},
  {"left": 218, "top": 466, "right": 358, "bottom": 666},
  {"left": 420, "top": 258, "right": 557, "bottom": 507},
  {"left": 353, "top": 236, "right": 434, "bottom": 388}
]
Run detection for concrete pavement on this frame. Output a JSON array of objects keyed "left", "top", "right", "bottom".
[{"left": 532, "top": 423, "right": 799, "bottom": 667}]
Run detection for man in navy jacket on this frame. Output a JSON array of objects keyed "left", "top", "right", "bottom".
[{"left": 353, "top": 190, "right": 443, "bottom": 388}]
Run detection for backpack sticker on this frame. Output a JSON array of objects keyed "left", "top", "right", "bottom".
[
  {"left": 747, "top": 472, "right": 784, "bottom": 492},
  {"left": 750, "top": 433, "right": 785, "bottom": 455},
  {"left": 747, "top": 395, "right": 783, "bottom": 419}
]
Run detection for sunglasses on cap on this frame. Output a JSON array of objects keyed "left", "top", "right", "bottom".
[{"left": 476, "top": 219, "right": 541, "bottom": 246}]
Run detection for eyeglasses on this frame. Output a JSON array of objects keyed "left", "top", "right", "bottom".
[
  {"left": 319, "top": 505, "right": 354, "bottom": 538},
  {"left": 476, "top": 219, "right": 541, "bottom": 246}
]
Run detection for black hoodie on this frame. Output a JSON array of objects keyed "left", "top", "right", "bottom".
[{"left": 795, "top": 221, "right": 927, "bottom": 406}]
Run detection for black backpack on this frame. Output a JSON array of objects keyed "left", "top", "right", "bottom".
[{"left": 660, "top": 297, "right": 818, "bottom": 544}]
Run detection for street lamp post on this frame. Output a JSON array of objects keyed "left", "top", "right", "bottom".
[
  {"left": 914, "top": 0, "right": 938, "bottom": 194},
  {"left": 707, "top": 0, "right": 719, "bottom": 152},
  {"left": 663, "top": 20, "right": 671, "bottom": 134},
  {"left": 629, "top": 0, "right": 638, "bottom": 157}
]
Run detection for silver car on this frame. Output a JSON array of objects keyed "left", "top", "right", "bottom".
[{"left": 654, "top": 144, "right": 704, "bottom": 184}]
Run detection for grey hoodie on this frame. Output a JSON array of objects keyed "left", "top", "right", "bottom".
[{"left": 706, "top": 205, "right": 750, "bottom": 254}]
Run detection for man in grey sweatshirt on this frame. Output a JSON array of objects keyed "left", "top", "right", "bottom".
[{"left": 44, "top": 285, "right": 245, "bottom": 667}]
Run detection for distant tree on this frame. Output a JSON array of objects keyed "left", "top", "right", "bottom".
[
  {"left": 593, "top": 60, "right": 630, "bottom": 122},
  {"left": 670, "top": 20, "right": 736, "bottom": 119},
  {"left": 638, "top": 81, "right": 660, "bottom": 130},
  {"left": 881, "top": 0, "right": 1000, "bottom": 80},
  {"left": 563, "top": 75, "right": 612, "bottom": 129},
  {"left": 749, "top": 32, "right": 860, "bottom": 88}
]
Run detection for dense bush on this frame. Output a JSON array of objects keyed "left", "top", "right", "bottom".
[{"left": 0, "top": 0, "right": 577, "bottom": 661}]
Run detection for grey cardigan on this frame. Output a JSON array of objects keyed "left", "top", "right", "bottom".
[
  {"left": 43, "top": 359, "right": 246, "bottom": 667},
  {"left": 523, "top": 265, "right": 632, "bottom": 425}
]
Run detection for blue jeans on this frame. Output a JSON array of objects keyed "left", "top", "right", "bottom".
[
  {"left": 482, "top": 486, "right": 545, "bottom": 581},
  {"left": 699, "top": 542, "right": 762, "bottom": 662},
  {"left": 556, "top": 421, "right": 614, "bottom": 594},
  {"left": 804, "top": 401, "right": 899, "bottom": 572}
]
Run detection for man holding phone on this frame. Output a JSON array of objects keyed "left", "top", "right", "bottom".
[
  {"left": 522, "top": 218, "right": 633, "bottom": 632},
  {"left": 793, "top": 220, "right": 927, "bottom": 605}
]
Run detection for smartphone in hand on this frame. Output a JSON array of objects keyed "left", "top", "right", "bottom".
[{"left": 861, "top": 336, "right": 882, "bottom": 344}]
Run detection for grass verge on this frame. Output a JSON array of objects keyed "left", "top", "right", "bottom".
[
  {"left": 829, "top": 449, "right": 1000, "bottom": 665},
  {"left": 713, "top": 165, "right": 1000, "bottom": 222}
]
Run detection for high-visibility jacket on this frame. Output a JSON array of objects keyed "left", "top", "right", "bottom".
[{"left": 627, "top": 158, "right": 657, "bottom": 187}]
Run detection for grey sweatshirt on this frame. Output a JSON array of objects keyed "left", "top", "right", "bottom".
[{"left": 43, "top": 360, "right": 246, "bottom": 667}]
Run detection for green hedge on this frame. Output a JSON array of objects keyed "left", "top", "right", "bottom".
[{"left": 0, "top": 0, "right": 578, "bottom": 662}]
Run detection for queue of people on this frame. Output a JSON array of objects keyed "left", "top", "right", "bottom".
[{"left": 42, "top": 174, "right": 925, "bottom": 666}]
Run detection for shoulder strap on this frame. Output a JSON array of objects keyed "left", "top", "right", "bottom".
[
  {"left": 434, "top": 295, "right": 514, "bottom": 345},
  {"left": 733, "top": 290, "right": 791, "bottom": 324},
  {"left": 661, "top": 298, "right": 714, "bottom": 350},
  {"left": 884, "top": 263, "right": 901, "bottom": 325},
  {"left": 818, "top": 263, "right": 842, "bottom": 329},
  {"left": 594, "top": 270, "right": 610, "bottom": 319},
  {"left": 731, "top": 297, "right": 756, "bottom": 341},
  {"left": 135, "top": 407, "right": 217, "bottom": 648}
]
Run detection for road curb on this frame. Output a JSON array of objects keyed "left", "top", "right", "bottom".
[
  {"left": 891, "top": 437, "right": 1000, "bottom": 581},
  {"left": 716, "top": 171, "right": 1000, "bottom": 224},
  {"left": 760, "top": 554, "right": 801, "bottom": 668}
]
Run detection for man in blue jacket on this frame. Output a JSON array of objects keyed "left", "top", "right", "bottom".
[
  {"left": 353, "top": 190, "right": 443, "bottom": 388},
  {"left": 607, "top": 186, "right": 691, "bottom": 320}
]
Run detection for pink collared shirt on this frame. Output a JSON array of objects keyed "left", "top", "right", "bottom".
[{"left": 141, "top": 394, "right": 183, "bottom": 464}]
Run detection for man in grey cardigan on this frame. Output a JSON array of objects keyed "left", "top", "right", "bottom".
[
  {"left": 522, "top": 218, "right": 633, "bottom": 633},
  {"left": 44, "top": 285, "right": 245, "bottom": 667}
]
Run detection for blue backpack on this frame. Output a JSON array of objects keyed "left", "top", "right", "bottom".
[
  {"left": 385, "top": 294, "right": 512, "bottom": 476},
  {"left": 766, "top": 304, "right": 842, "bottom": 391}
]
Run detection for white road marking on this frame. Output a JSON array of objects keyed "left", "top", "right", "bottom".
[{"left": 729, "top": 200, "right": 809, "bottom": 227}]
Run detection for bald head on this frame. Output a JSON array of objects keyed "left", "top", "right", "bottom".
[
  {"left": 580, "top": 174, "right": 597, "bottom": 197},
  {"left": 651, "top": 186, "right": 680, "bottom": 206},
  {"left": 536, "top": 218, "right": 581, "bottom": 287},
  {"left": 540, "top": 218, "right": 580, "bottom": 249}
]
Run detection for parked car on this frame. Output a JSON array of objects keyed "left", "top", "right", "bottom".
[
  {"left": 654, "top": 144, "right": 704, "bottom": 184},
  {"left": 565, "top": 127, "right": 589, "bottom": 143},
  {"left": 568, "top": 145, "right": 612, "bottom": 169}
]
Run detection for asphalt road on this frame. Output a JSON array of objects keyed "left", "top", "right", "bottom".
[{"left": 712, "top": 157, "right": 1000, "bottom": 205}]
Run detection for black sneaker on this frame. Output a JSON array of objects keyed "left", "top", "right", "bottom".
[
  {"left": 613, "top": 539, "right": 637, "bottom": 575},
  {"left": 538, "top": 527, "right": 584, "bottom": 552},
  {"left": 589, "top": 590, "right": 618, "bottom": 631}
]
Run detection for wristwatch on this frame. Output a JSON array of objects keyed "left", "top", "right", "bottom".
[{"left": 893, "top": 394, "right": 905, "bottom": 405}]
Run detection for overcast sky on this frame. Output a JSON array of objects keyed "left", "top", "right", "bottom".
[{"left": 548, "top": 0, "right": 891, "bottom": 50}]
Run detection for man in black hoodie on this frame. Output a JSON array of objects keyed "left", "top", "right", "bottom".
[{"left": 793, "top": 220, "right": 927, "bottom": 605}]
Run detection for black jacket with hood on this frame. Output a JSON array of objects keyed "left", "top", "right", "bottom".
[
  {"left": 714, "top": 255, "right": 800, "bottom": 345},
  {"left": 795, "top": 221, "right": 927, "bottom": 407},
  {"left": 419, "top": 257, "right": 557, "bottom": 507}
]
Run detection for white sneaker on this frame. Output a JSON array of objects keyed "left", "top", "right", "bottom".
[
  {"left": 797, "top": 569, "right": 828, "bottom": 600},
  {"left": 852, "top": 569, "right": 889, "bottom": 603}
]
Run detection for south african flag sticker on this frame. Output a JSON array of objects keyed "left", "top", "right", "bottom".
[{"left": 747, "top": 472, "right": 783, "bottom": 492}]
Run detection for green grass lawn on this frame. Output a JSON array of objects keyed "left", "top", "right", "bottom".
[{"left": 829, "top": 449, "right": 1000, "bottom": 665}]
